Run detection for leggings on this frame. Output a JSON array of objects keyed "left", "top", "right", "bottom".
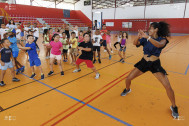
[{"left": 114, "top": 42, "right": 121, "bottom": 49}]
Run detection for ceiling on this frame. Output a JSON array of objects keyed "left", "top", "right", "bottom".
[
  {"left": 92, "top": 0, "right": 187, "bottom": 9},
  {"left": 42, "top": 0, "right": 80, "bottom": 4}
]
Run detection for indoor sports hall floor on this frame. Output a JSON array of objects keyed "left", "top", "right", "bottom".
[{"left": 0, "top": 33, "right": 189, "bottom": 126}]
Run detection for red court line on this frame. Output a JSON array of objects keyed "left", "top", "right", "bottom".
[
  {"left": 41, "top": 70, "right": 132, "bottom": 126},
  {"left": 51, "top": 73, "right": 129, "bottom": 126}
]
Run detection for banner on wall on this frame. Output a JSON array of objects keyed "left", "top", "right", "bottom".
[
  {"left": 122, "top": 22, "right": 132, "bottom": 28},
  {"left": 63, "top": 10, "right": 70, "bottom": 18},
  {"left": 106, "top": 22, "right": 114, "bottom": 27}
]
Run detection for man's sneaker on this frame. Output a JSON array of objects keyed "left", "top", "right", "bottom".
[
  {"left": 98, "top": 59, "right": 101, "bottom": 64},
  {"left": 104, "top": 50, "right": 107, "bottom": 52},
  {"left": 21, "top": 66, "right": 25, "bottom": 73},
  {"left": 48, "top": 71, "right": 54, "bottom": 76},
  {"left": 93, "top": 59, "right": 96, "bottom": 64},
  {"left": 73, "top": 69, "right": 81, "bottom": 73},
  {"left": 95, "top": 72, "right": 100, "bottom": 79},
  {"left": 41, "top": 74, "right": 45, "bottom": 80},
  {"left": 65, "top": 59, "right": 68, "bottom": 62},
  {"left": 170, "top": 106, "right": 179, "bottom": 119},
  {"left": 0, "top": 82, "right": 6, "bottom": 87},
  {"left": 30, "top": 73, "right": 36, "bottom": 79},
  {"left": 121, "top": 88, "right": 131, "bottom": 96},
  {"left": 119, "top": 58, "right": 123, "bottom": 62},
  {"left": 61, "top": 71, "right": 64, "bottom": 76},
  {"left": 12, "top": 78, "right": 20, "bottom": 82},
  {"left": 109, "top": 55, "right": 112, "bottom": 60},
  {"left": 63, "top": 59, "right": 66, "bottom": 62}
]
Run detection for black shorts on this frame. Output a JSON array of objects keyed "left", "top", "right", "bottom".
[
  {"left": 93, "top": 46, "right": 100, "bottom": 52},
  {"left": 63, "top": 49, "right": 68, "bottom": 53},
  {"left": 134, "top": 58, "right": 167, "bottom": 75},
  {"left": 101, "top": 40, "right": 107, "bottom": 47}
]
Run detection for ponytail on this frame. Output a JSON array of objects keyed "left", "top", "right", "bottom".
[{"left": 150, "top": 21, "right": 170, "bottom": 37}]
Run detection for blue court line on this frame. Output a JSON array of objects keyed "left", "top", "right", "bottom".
[
  {"left": 184, "top": 64, "right": 189, "bottom": 75},
  {"left": 110, "top": 59, "right": 187, "bottom": 75},
  {"left": 20, "top": 73, "right": 132, "bottom": 126}
]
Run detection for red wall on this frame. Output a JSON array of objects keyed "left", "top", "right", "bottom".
[
  {"left": 103, "top": 18, "right": 189, "bottom": 33},
  {"left": 0, "top": 3, "right": 91, "bottom": 26}
]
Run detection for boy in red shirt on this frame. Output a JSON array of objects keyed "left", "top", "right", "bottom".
[{"left": 100, "top": 24, "right": 112, "bottom": 59}]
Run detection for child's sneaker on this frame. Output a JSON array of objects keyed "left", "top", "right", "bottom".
[
  {"left": 93, "top": 59, "right": 96, "bottom": 64},
  {"left": 119, "top": 58, "right": 123, "bottom": 62},
  {"left": 111, "top": 51, "right": 113, "bottom": 53},
  {"left": 63, "top": 60, "right": 66, "bottom": 62},
  {"left": 98, "top": 59, "right": 101, "bottom": 64},
  {"left": 121, "top": 60, "right": 125, "bottom": 63},
  {"left": 21, "top": 66, "right": 25, "bottom": 73},
  {"left": 95, "top": 72, "right": 100, "bottom": 79},
  {"left": 104, "top": 50, "right": 107, "bottom": 52},
  {"left": 48, "top": 71, "right": 54, "bottom": 76},
  {"left": 16, "top": 69, "right": 20, "bottom": 75},
  {"left": 109, "top": 55, "right": 112, "bottom": 60},
  {"left": 30, "top": 73, "right": 36, "bottom": 79},
  {"left": 73, "top": 69, "right": 81, "bottom": 73},
  {"left": 0, "top": 81, "right": 6, "bottom": 87},
  {"left": 41, "top": 74, "right": 45, "bottom": 80},
  {"left": 65, "top": 59, "right": 68, "bottom": 62},
  {"left": 12, "top": 78, "right": 20, "bottom": 82},
  {"left": 61, "top": 71, "right": 64, "bottom": 76}
]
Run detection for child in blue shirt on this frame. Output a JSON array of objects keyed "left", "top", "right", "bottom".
[
  {"left": 18, "top": 35, "right": 44, "bottom": 80},
  {"left": 0, "top": 38, "right": 20, "bottom": 87},
  {"left": 8, "top": 29, "right": 25, "bottom": 74}
]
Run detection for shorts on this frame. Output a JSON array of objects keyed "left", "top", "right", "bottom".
[
  {"left": 50, "top": 54, "right": 62, "bottom": 60},
  {"left": 101, "top": 40, "right": 107, "bottom": 47},
  {"left": 119, "top": 46, "right": 126, "bottom": 52},
  {"left": 12, "top": 51, "right": 19, "bottom": 58},
  {"left": 29, "top": 58, "right": 41, "bottom": 67},
  {"left": 0, "top": 61, "right": 13, "bottom": 70},
  {"left": 63, "top": 49, "right": 68, "bottom": 53},
  {"left": 70, "top": 48, "right": 77, "bottom": 55},
  {"left": 76, "top": 58, "right": 94, "bottom": 68},
  {"left": 93, "top": 46, "right": 100, "bottom": 52},
  {"left": 20, "top": 32, "right": 24, "bottom": 37},
  {"left": 134, "top": 58, "right": 167, "bottom": 75}
]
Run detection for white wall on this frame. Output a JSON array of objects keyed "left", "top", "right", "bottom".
[
  {"left": 145, "top": 3, "right": 186, "bottom": 18},
  {"left": 75, "top": 0, "right": 92, "bottom": 20},
  {"left": 116, "top": 6, "right": 145, "bottom": 19},
  {"left": 92, "top": 8, "right": 115, "bottom": 19}
]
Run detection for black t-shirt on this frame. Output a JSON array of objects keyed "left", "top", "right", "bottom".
[
  {"left": 78, "top": 41, "right": 93, "bottom": 61},
  {"left": 0, "top": 47, "right": 12, "bottom": 63}
]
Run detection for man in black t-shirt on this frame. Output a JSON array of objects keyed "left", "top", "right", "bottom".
[
  {"left": 0, "top": 38, "right": 20, "bottom": 87},
  {"left": 73, "top": 33, "right": 100, "bottom": 79}
]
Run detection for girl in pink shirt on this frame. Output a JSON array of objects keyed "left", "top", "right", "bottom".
[
  {"left": 48, "top": 34, "right": 64, "bottom": 76},
  {"left": 106, "top": 30, "right": 113, "bottom": 53}
]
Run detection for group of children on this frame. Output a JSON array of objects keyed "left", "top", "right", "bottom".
[{"left": 0, "top": 21, "right": 129, "bottom": 87}]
